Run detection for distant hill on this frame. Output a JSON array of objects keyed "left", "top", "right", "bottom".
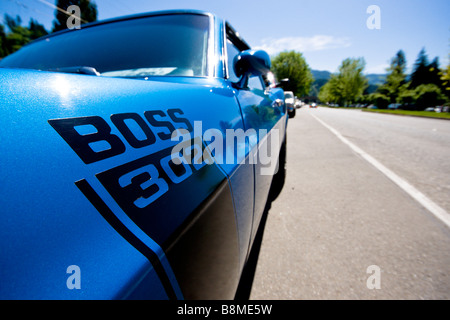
[
  {"left": 311, "top": 70, "right": 332, "bottom": 81},
  {"left": 365, "top": 73, "right": 386, "bottom": 85},
  {"left": 311, "top": 69, "right": 386, "bottom": 84},
  {"left": 309, "top": 69, "right": 386, "bottom": 96}
]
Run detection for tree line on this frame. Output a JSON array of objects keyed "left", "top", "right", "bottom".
[
  {"left": 318, "top": 49, "right": 450, "bottom": 111},
  {"left": 269, "top": 49, "right": 450, "bottom": 111},
  {"left": 0, "top": 0, "right": 97, "bottom": 58},
  {"left": 1, "top": 2, "right": 448, "bottom": 112}
]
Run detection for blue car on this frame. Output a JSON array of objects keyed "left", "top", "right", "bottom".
[{"left": 0, "top": 10, "right": 287, "bottom": 299}]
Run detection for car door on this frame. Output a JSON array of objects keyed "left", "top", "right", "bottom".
[{"left": 225, "top": 34, "right": 286, "bottom": 256}]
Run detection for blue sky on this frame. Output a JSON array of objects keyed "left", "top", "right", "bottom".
[{"left": 1, "top": 0, "right": 449, "bottom": 74}]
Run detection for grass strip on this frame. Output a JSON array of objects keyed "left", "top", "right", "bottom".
[{"left": 361, "top": 108, "right": 450, "bottom": 119}]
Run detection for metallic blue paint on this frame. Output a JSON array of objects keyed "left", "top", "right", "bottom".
[{"left": 0, "top": 10, "right": 287, "bottom": 299}]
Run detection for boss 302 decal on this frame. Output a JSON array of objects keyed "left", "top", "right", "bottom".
[
  {"left": 48, "top": 107, "right": 214, "bottom": 212},
  {"left": 48, "top": 108, "right": 204, "bottom": 299}
]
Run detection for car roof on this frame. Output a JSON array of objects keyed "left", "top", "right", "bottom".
[
  {"left": 34, "top": 9, "right": 216, "bottom": 42},
  {"left": 27, "top": 9, "right": 252, "bottom": 53}
]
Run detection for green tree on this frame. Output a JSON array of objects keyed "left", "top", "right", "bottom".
[
  {"left": 4, "top": 14, "right": 31, "bottom": 54},
  {"left": 271, "top": 51, "right": 314, "bottom": 97},
  {"left": 317, "top": 79, "right": 332, "bottom": 103},
  {"left": 410, "top": 48, "right": 430, "bottom": 89},
  {"left": 52, "top": 0, "right": 98, "bottom": 32},
  {"left": 375, "top": 50, "right": 407, "bottom": 107},
  {"left": 367, "top": 48, "right": 447, "bottom": 110},
  {"left": 397, "top": 84, "right": 416, "bottom": 106},
  {"left": 0, "top": 14, "right": 49, "bottom": 58},
  {"left": 428, "top": 57, "right": 444, "bottom": 89},
  {"left": 407, "top": 48, "right": 446, "bottom": 109},
  {"left": 0, "top": 24, "right": 7, "bottom": 57},
  {"left": 367, "top": 92, "right": 390, "bottom": 109},
  {"left": 29, "top": 18, "right": 48, "bottom": 40},
  {"left": 318, "top": 75, "right": 344, "bottom": 104},
  {"left": 409, "top": 48, "right": 444, "bottom": 90},
  {"left": 413, "top": 84, "right": 446, "bottom": 109},
  {"left": 319, "top": 57, "right": 368, "bottom": 106},
  {"left": 441, "top": 60, "right": 450, "bottom": 104}
]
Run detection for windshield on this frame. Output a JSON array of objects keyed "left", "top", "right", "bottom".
[{"left": 0, "top": 14, "right": 210, "bottom": 78}]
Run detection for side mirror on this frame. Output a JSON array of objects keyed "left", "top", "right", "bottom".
[{"left": 233, "top": 49, "right": 271, "bottom": 88}]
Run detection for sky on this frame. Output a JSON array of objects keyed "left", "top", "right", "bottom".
[{"left": 1, "top": 0, "right": 449, "bottom": 74}]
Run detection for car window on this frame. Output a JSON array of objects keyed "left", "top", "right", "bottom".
[
  {"left": 226, "top": 39, "right": 240, "bottom": 82},
  {"left": 0, "top": 14, "right": 210, "bottom": 78},
  {"left": 248, "top": 76, "right": 264, "bottom": 91}
]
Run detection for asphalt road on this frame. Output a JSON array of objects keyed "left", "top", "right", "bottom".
[{"left": 249, "top": 106, "right": 450, "bottom": 299}]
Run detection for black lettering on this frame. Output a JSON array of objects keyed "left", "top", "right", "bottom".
[
  {"left": 96, "top": 149, "right": 172, "bottom": 217},
  {"left": 144, "top": 110, "right": 176, "bottom": 141},
  {"left": 110, "top": 113, "right": 156, "bottom": 148},
  {"left": 167, "top": 108, "right": 193, "bottom": 132},
  {"left": 48, "top": 116, "right": 126, "bottom": 164},
  {"left": 160, "top": 154, "right": 192, "bottom": 184}
]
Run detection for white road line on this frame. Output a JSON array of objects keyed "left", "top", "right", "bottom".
[{"left": 311, "top": 113, "right": 450, "bottom": 229}]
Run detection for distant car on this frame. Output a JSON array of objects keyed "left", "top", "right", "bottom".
[
  {"left": 310, "top": 103, "right": 317, "bottom": 108},
  {"left": 425, "top": 107, "right": 436, "bottom": 112},
  {"left": 388, "top": 103, "right": 401, "bottom": 110},
  {"left": 367, "top": 105, "right": 378, "bottom": 109},
  {"left": 284, "top": 91, "right": 296, "bottom": 118},
  {"left": 294, "top": 97, "right": 302, "bottom": 109}
]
